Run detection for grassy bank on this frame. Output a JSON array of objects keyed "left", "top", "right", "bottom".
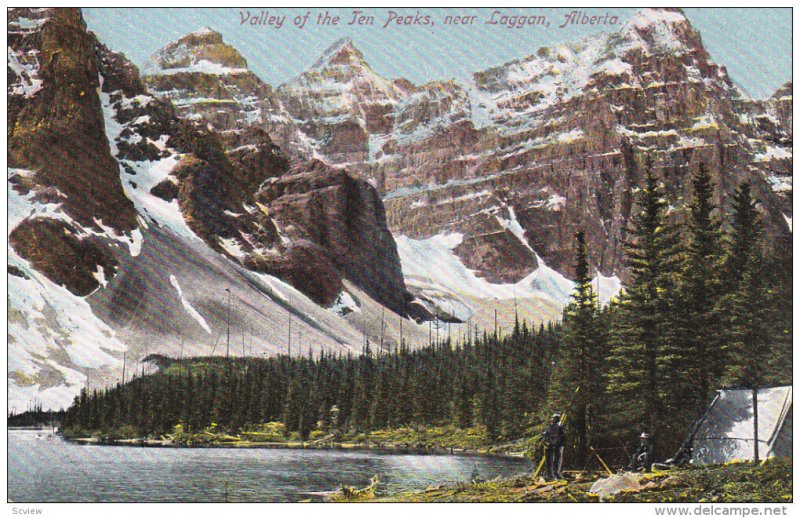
[
  {"left": 362, "top": 458, "right": 792, "bottom": 503},
  {"left": 65, "top": 421, "right": 532, "bottom": 457}
]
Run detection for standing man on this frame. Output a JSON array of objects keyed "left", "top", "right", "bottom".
[{"left": 542, "top": 413, "right": 566, "bottom": 480}]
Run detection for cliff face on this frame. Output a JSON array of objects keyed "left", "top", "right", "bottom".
[
  {"left": 285, "top": 10, "right": 792, "bottom": 281},
  {"left": 8, "top": 8, "right": 137, "bottom": 233},
  {"left": 145, "top": 9, "right": 791, "bottom": 293},
  {"left": 8, "top": 8, "right": 138, "bottom": 297},
  {"left": 248, "top": 159, "right": 410, "bottom": 312}
]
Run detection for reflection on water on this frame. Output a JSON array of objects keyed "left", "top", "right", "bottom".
[{"left": 9, "top": 430, "right": 531, "bottom": 502}]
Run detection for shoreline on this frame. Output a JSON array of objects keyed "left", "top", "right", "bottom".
[{"left": 61, "top": 435, "right": 530, "bottom": 460}]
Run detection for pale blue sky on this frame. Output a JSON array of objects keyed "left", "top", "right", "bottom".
[{"left": 84, "top": 8, "right": 791, "bottom": 99}]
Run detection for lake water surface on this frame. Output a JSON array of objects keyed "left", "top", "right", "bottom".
[{"left": 9, "top": 429, "right": 532, "bottom": 502}]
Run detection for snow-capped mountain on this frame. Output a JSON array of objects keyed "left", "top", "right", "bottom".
[
  {"left": 8, "top": 8, "right": 792, "bottom": 409},
  {"left": 142, "top": 28, "right": 278, "bottom": 133},
  {"left": 144, "top": 8, "right": 791, "bottom": 317}
]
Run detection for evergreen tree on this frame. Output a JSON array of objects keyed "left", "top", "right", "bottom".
[
  {"left": 719, "top": 182, "right": 770, "bottom": 389},
  {"left": 670, "top": 163, "right": 723, "bottom": 421},
  {"left": 721, "top": 182, "right": 760, "bottom": 289},
  {"left": 369, "top": 367, "right": 392, "bottom": 429},
  {"left": 763, "top": 230, "right": 793, "bottom": 386},
  {"left": 606, "top": 159, "right": 680, "bottom": 452},
  {"left": 548, "top": 230, "right": 607, "bottom": 466},
  {"left": 479, "top": 365, "right": 501, "bottom": 440}
]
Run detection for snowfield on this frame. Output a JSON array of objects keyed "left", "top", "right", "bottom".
[
  {"left": 396, "top": 229, "right": 623, "bottom": 322},
  {"left": 396, "top": 233, "right": 570, "bottom": 306},
  {"left": 8, "top": 238, "right": 126, "bottom": 411}
]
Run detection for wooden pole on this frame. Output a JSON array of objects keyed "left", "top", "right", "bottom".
[
  {"left": 399, "top": 317, "right": 403, "bottom": 354},
  {"left": 363, "top": 311, "right": 368, "bottom": 354},
  {"left": 225, "top": 288, "right": 231, "bottom": 358},
  {"left": 513, "top": 287, "right": 518, "bottom": 326},
  {"left": 288, "top": 296, "right": 292, "bottom": 357},
  {"left": 380, "top": 307, "right": 385, "bottom": 355},
  {"left": 210, "top": 332, "right": 222, "bottom": 356},
  {"left": 753, "top": 386, "right": 760, "bottom": 464},
  {"left": 448, "top": 303, "right": 453, "bottom": 345}
]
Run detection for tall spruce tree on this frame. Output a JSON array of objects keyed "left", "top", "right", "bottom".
[
  {"left": 671, "top": 163, "right": 723, "bottom": 421},
  {"left": 719, "top": 182, "right": 770, "bottom": 389},
  {"left": 721, "top": 182, "right": 760, "bottom": 289},
  {"left": 548, "top": 230, "right": 606, "bottom": 467},
  {"left": 606, "top": 158, "right": 680, "bottom": 451},
  {"left": 763, "top": 230, "right": 793, "bottom": 386}
]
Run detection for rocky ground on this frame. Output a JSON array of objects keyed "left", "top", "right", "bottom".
[{"left": 367, "top": 459, "right": 792, "bottom": 503}]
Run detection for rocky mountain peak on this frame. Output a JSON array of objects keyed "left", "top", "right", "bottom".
[
  {"left": 144, "top": 27, "right": 248, "bottom": 75},
  {"left": 311, "top": 37, "right": 366, "bottom": 70},
  {"left": 142, "top": 28, "right": 277, "bottom": 133},
  {"left": 295, "top": 36, "right": 396, "bottom": 93},
  {"left": 187, "top": 26, "right": 223, "bottom": 42},
  {"left": 618, "top": 8, "right": 704, "bottom": 55},
  {"left": 772, "top": 81, "right": 792, "bottom": 99}
]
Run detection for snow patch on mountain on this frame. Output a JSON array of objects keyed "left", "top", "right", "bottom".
[
  {"left": 100, "top": 88, "right": 199, "bottom": 240},
  {"left": 219, "top": 236, "right": 247, "bottom": 259},
  {"left": 396, "top": 233, "right": 573, "bottom": 307},
  {"left": 691, "top": 113, "right": 720, "bottom": 131},
  {"left": 8, "top": 46, "right": 43, "bottom": 98},
  {"left": 145, "top": 59, "right": 248, "bottom": 76},
  {"left": 8, "top": 247, "right": 126, "bottom": 410},
  {"left": 755, "top": 145, "right": 792, "bottom": 162},
  {"left": 127, "top": 228, "right": 144, "bottom": 256},
  {"left": 169, "top": 274, "right": 212, "bottom": 334},
  {"left": 496, "top": 205, "right": 535, "bottom": 253},
  {"left": 9, "top": 171, "right": 70, "bottom": 229},
  {"left": 8, "top": 14, "right": 48, "bottom": 34},
  {"left": 331, "top": 290, "right": 361, "bottom": 316},
  {"left": 92, "top": 265, "right": 108, "bottom": 289}
]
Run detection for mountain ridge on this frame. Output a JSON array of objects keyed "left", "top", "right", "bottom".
[
  {"left": 140, "top": 6, "right": 791, "bottom": 331},
  {"left": 7, "top": 7, "right": 792, "bottom": 410}
]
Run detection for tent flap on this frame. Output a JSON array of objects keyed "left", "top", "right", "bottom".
[{"left": 692, "top": 386, "right": 792, "bottom": 465}]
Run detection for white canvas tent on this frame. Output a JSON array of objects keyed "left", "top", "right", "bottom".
[{"left": 692, "top": 386, "right": 792, "bottom": 465}]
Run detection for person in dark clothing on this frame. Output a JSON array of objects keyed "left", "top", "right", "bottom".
[
  {"left": 630, "top": 432, "right": 655, "bottom": 472},
  {"left": 541, "top": 413, "right": 566, "bottom": 480}
]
